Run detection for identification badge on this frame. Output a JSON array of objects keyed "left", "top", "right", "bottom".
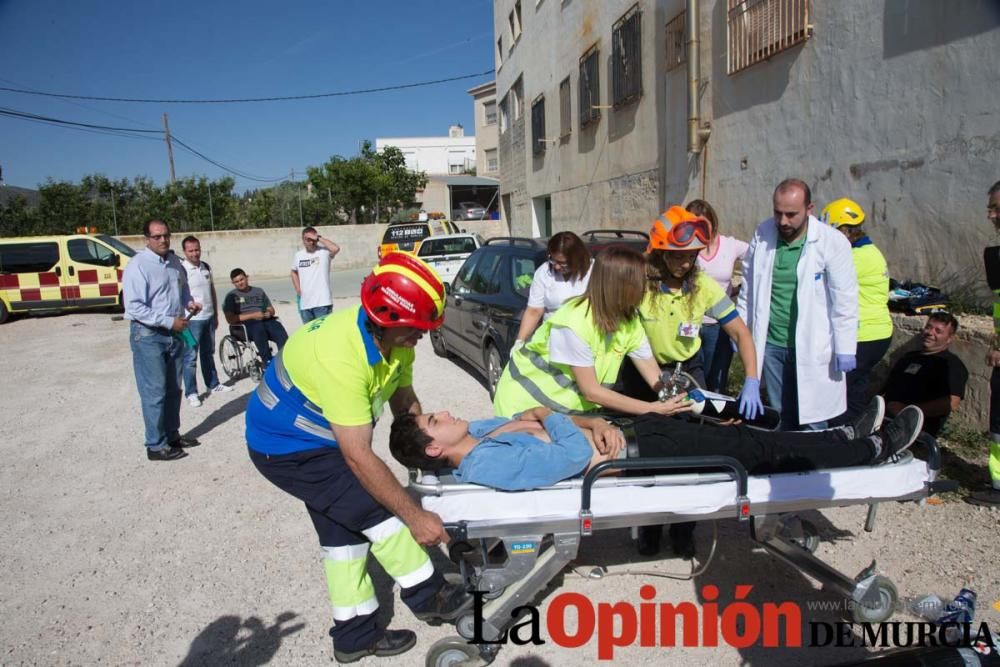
[
  {"left": 904, "top": 363, "right": 922, "bottom": 375},
  {"left": 678, "top": 322, "right": 700, "bottom": 338}
]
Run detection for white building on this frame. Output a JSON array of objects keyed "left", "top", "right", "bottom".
[
  {"left": 375, "top": 125, "right": 477, "bottom": 176},
  {"left": 467, "top": 81, "right": 500, "bottom": 178}
]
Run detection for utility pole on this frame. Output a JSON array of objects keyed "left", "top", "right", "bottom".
[
  {"left": 110, "top": 188, "right": 118, "bottom": 236},
  {"left": 292, "top": 169, "right": 303, "bottom": 227},
  {"left": 207, "top": 181, "right": 215, "bottom": 232},
  {"left": 162, "top": 113, "right": 176, "bottom": 184}
]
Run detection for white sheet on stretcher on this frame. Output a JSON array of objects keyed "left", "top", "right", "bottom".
[{"left": 421, "top": 459, "right": 929, "bottom": 523}]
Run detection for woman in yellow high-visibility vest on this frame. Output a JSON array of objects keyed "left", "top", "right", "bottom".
[
  {"left": 493, "top": 245, "right": 692, "bottom": 420},
  {"left": 620, "top": 205, "right": 763, "bottom": 558}
]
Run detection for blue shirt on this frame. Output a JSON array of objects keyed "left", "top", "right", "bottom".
[
  {"left": 123, "top": 248, "right": 192, "bottom": 329},
  {"left": 454, "top": 413, "right": 594, "bottom": 491}
]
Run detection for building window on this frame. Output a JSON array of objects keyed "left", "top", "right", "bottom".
[
  {"left": 665, "top": 11, "right": 686, "bottom": 72},
  {"left": 499, "top": 94, "right": 509, "bottom": 133},
  {"left": 496, "top": 36, "right": 503, "bottom": 67},
  {"left": 727, "top": 0, "right": 811, "bottom": 74},
  {"left": 531, "top": 95, "right": 546, "bottom": 156},
  {"left": 509, "top": 1, "right": 523, "bottom": 46},
  {"left": 511, "top": 77, "right": 524, "bottom": 121},
  {"left": 485, "top": 148, "right": 498, "bottom": 173},
  {"left": 484, "top": 100, "right": 497, "bottom": 126},
  {"left": 558, "top": 77, "right": 571, "bottom": 139},
  {"left": 612, "top": 5, "right": 643, "bottom": 107},
  {"left": 578, "top": 44, "right": 601, "bottom": 128}
]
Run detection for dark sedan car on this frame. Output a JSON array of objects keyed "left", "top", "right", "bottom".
[{"left": 429, "top": 230, "right": 648, "bottom": 397}]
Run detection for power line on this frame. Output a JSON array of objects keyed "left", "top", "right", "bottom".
[
  {"left": 0, "top": 69, "right": 496, "bottom": 104},
  {"left": 0, "top": 106, "right": 287, "bottom": 182}
]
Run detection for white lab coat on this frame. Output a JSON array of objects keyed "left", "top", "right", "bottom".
[{"left": 737, "top": 215, "right": 858, "bottom": 424}]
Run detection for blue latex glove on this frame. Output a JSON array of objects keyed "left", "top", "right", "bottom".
[
  {"left": 834, "top": 354, "right": 857, "bottom": 373},
  {"left": 738, "top": 377, "right": 763, "bottom": 420}
]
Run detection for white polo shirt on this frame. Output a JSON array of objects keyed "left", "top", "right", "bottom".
[{"left": 181, "top": 259, "right": 215, "bottom": 321}]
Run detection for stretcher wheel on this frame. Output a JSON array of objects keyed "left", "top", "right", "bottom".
[
  {"left": 456, "top": 613, "right": 477, "bottom": 640},
  {"left": 851, "top": 576, "right": 898, "bottom": 624},
  {"left": 426, "top": 636, "right": 483, "bottom": 667}
]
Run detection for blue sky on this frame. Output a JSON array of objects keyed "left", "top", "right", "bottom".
[{"left": 0, "top": 0, "right": 495, "bottom": 190}]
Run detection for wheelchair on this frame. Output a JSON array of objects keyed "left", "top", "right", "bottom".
[{"left": 218, "top": 325, "right": 264, "bottom": 382}]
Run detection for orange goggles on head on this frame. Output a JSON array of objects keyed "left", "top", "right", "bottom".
[{"left": 647, "top": 206, "right": 712, "bottom": 252}]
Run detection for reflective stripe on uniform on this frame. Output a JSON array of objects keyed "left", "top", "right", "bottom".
[
  {"left": 508, "top": 354, "right": 588, "bottom": 415},
  {"left": 274, "top": 354, "right": 326, "bottom": 419},
  {"left": 322, "top": 542, "right": 378, "bottom": 620},
  {"left": 362, "top": 517, "right": 435, "bottom": 589}
]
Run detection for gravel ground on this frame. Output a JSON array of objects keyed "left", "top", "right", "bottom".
[{"left": 2, "top": 299, "right": 998, "bottom": 666}]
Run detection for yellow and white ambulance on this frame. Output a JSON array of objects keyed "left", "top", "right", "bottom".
[{"left": 0, "top": 233, "right": 135, "bottom": 323}]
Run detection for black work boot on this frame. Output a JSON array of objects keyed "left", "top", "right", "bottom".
[
  {"left": 333, "top": 629, "right": 416, "bottom": 663},
  {"left": 669, "top": 522, "right": 697, "bottom": 560},
  {"left": 637, "top": 525, "right": 662, "bottom": 556},
  {"left": 413, "top": 581, "right": 474, "bottom": 622}
]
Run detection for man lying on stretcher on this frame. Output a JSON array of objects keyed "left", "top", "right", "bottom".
[{"left": 389, "top": 397, "right": 924, "bottom": 491}]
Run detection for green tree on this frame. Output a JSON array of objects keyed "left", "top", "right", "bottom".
[{"left": 307, "top": 141, "right": 426, "bottom": 225}]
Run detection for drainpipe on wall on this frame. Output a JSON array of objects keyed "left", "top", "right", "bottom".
[{"left": 687, "top": 0, "right": 711, "bottom": 154}]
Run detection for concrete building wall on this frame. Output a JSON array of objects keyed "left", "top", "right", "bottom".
[
  {"left": 119, "top": 219, "right": 508, "bottom": 279},
  {"left": 496, "top": 0, "right": 1000, "bottom": 288},
  {"left": 375, "top": 130, "right": 477, "bottom": 175},
  {"left": 468, "top": 81, "right": 500, "bottom": 178},
  {"left": 671, "top": 0, "right": 1000, "bottom": 289}
]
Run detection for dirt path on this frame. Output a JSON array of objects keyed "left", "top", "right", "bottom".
[{"left": 1, "top": 302, "right": 997, "bottom": 666}]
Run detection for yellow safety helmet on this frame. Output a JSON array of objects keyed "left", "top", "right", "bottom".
[{"left": 821, "top": 198, "right": 866, "bottom": 227}]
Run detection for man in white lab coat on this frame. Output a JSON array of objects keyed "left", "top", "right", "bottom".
[{"left": 738, "top": 179, "right": 858, "bottom": 430}]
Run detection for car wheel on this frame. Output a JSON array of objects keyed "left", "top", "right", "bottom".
[
  {"left": 485, "top": 344, "right": 503, "bottom": 400},
  {"left": 430, "top": 330, "right": 449, "bottom": 358}
]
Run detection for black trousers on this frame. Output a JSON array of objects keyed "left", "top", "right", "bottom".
[
  {"left": 244, "top": 318, "right": 288, "bottom": 364},
  {"left": 842, "top": 337, "right": 892, "bottom": 421},
  {"left": 628, "top": 414, "right": 875, "bottom": 475}
]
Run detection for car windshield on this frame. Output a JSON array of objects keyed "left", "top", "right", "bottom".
[
  {"left": 383, "top": 224, "right": 429, "bottom": 243},
  {"left": 96, "top": 234, "right": 137, "bottom": 257},
  {"left": 418, "top": 237, "right": 478, "bottom": 256}
]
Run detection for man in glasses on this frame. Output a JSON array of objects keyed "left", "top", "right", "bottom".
[
  {"left": 738, "top": 178, "right": 858, "bottom": 430},
  {"left": 122, "top": 219, "right": 203, "bottom": 462},
  {"left": 291, "top": 226, "right": 340, "bottom": 323}
]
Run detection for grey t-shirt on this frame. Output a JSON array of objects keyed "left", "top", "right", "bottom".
[{"left": 223, "top": 286, "right": 272, "bottom": 317}]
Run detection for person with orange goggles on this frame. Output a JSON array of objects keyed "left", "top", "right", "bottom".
[{"left": 620, "top": 205, "right": 763, "bottom": 559}]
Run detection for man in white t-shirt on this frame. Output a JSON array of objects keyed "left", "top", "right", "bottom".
[
  {"left": 291, "top": 226, "right": 341, "bottom": 323},
  {"left": 181, "top": 236, "right": 233, "bottom": 407}
]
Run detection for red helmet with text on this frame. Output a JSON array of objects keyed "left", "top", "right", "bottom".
[{"left": 360, "top": 252, "right": 446, "bottom": 330}]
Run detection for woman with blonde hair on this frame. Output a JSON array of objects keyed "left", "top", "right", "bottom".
[{"left": 493, "top": 246, "right": 690, "bottom": 420}]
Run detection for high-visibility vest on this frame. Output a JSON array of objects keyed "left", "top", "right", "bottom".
[
  {"left": 852, "top": 243, "right": 893, "bottom": 342},
  {"left": 493, "top": 298, "right": 647, "bottom": 417}
]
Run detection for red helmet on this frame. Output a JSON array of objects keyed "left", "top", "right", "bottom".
[{"left": 360, "top": 252, "right": 445, "bottom": 330}]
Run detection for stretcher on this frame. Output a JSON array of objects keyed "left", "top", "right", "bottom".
[{"left": 409, "top": 432, "right": 954, "bottom": 666}]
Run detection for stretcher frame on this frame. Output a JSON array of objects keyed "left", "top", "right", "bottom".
[{"left": 410, "top": 433, "right": 954, "bottom": 666}]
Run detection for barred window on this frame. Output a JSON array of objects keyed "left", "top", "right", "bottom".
[
  {"left": 727, "top": 0, "right": 811, "bottom": 74},
  {"left": 665, "top": 11, "right": 686, "bottom": 72},
  {"left": 612, "top": 5, "right": 642, "bottom": 107},
  {"left": 531, "top": 95, "right": 546, "bottom": 156},
  {"left": 578, "top": 44, "right": 600, "bottom": 127}
]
